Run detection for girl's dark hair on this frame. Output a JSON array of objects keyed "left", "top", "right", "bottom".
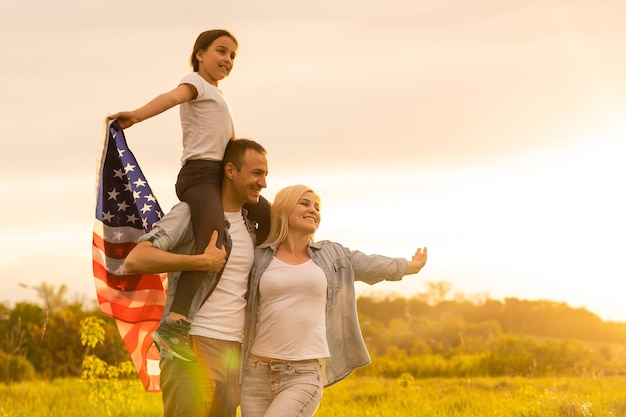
[{"left": 190, "top": 29, "right": 238, "bottom": 72}]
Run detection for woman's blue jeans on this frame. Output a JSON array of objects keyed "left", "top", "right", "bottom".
[{"left": 240, "top": 357, "right": 324, "bottom": 417}]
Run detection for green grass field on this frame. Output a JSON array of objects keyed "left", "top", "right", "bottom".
[{"left": 2, "top": 375, "right": 625, "bottom": 417}]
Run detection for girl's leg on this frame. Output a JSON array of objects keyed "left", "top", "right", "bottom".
[
  {"left": 172, "top": 181, "right": 224, "bottom": 316},
  {"left": 243, "top": 195, "right": 272, "bottom": 244},
  {"left": 152, "top": 160, "right": 224, "bottom": 361},
  {"left": 170, "top": 160, "right": 226, "bottom": 318}
]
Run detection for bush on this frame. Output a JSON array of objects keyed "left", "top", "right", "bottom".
[{"left": 0, "top": 350, "right": 36, "bottom": 383}]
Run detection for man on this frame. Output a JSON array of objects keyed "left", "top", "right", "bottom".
[{"left": 125, "top": 138, "right": 269, "bottom": 417}]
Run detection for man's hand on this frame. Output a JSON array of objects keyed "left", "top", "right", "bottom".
[
  {"left": 198, "top": 231, "right": 227, "bottom": 272},
  {"left": 124, "top": 230, "right": 227, "bottom": 274}
]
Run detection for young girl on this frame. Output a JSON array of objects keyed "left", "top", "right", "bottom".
[
  {"left": 109, "top": 29, "right": 268, "bottom": 361},
  {"left": 240, "top": 185, "right": 428, "bottom": 416}
]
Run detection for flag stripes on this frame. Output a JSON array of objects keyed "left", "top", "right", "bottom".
[{"left": 92, "top": 120, "right": 166, "bottom": 392}]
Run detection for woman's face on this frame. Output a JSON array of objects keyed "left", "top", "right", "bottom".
[{"left": 288, "top": 191, "right": 320, "bottom": 234}]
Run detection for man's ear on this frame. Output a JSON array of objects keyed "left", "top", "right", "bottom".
[{"left": 223, "top": 162, "right": 235, "bottom": 180}]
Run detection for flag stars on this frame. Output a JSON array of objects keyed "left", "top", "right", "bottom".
[
  {"left": 102, "top": 211, "right": 115, "bottom": 222},
  {"left": 123, "top": 162, "right": 136, "bottom": 173},
  {"left": 133, "top": 178, "right": 147, "bottom": 187},
  {"left": 107, "top": 188, "right": 120, "bottom": 201},
  {"left": 99, "top": 128, "right": 164, "bottom": 240},
  {"left": 117, "top": 201, "right": 130, "bottom": 212},
  {"left": 113, "top": 168, "right": 125, "bottom": 179},
  {"left": 140, "top": 203, "right": 152, "bottom": 214}
]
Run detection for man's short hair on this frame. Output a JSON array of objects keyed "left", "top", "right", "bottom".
[{"left": 222, "top": 138, "right": 267, "bottom": 170}]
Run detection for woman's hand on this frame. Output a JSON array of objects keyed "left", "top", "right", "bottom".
[{"left": 407, "top": 247, "right": 427, "bottom": 274}]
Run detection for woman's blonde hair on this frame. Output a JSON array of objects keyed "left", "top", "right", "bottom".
[{"left": 261, "top": 185, "right": 320, "bottom": 247}]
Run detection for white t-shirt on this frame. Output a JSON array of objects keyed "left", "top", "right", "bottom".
[
  {"left": 189, "top": 211, "right": 253, "bottom": 342},
  {"left": 251, "top": 257, "right": 330, "bottom": 360},
  {"left": 178, "top": 72, "right": 234, "bottom": 164}
]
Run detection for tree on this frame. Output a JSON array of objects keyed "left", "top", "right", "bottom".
[{"left": 18, "top": 282, "right": 70, "bottom": 314}]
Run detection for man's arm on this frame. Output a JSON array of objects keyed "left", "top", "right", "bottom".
[{"left": 125, "top": 230, "right": 226, "bottom": 274}]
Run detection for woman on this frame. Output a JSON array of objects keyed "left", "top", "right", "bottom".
[{"left": 240, "top": 185, "right": 428, "bottom": 416}]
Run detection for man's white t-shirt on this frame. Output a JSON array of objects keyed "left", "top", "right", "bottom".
[{"left": 189, "top": 211, "right": 253, "bottom": 342}]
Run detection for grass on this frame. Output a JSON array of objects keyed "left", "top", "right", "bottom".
[
  {"left": 0, "top": 378, "right": 161, "bottom": 417},
  {"left": 2, "top": 376, "right": 626, "bottom": 416},
  {"left": 316, "top": 376, "right": 626, "bottom": 417}
]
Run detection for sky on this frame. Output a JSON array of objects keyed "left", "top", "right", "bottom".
[{"left": 1, "top": 0, "right": 625, "bottom": 322}]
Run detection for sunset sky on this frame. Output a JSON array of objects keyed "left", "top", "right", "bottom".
[{"left": 1, "top": 0, "right": 625, "bottom": 321}]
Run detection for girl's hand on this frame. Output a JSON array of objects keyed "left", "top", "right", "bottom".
[{"left": 107, "top": 112, "right": 137, "bottom": 129}]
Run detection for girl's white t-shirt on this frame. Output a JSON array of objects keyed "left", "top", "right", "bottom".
[{"left": 179, "top": 72, "right": 234, "bottom": 164}]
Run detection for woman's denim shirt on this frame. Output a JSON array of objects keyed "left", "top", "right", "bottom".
[{"left": 241, "top": 240, "right": 409, "bottom": 386}]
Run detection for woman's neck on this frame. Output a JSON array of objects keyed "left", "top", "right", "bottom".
[{"left": 275, "top": 234, "right": 311, "bottom": 265}]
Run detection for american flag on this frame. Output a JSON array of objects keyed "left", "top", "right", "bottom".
[{"left": 92, "top": 120, "right": 166, "bottom": 392}]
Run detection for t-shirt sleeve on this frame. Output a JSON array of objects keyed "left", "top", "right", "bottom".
[{"left": 179, "top": 73, "right": 203, "bottom": 100}]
